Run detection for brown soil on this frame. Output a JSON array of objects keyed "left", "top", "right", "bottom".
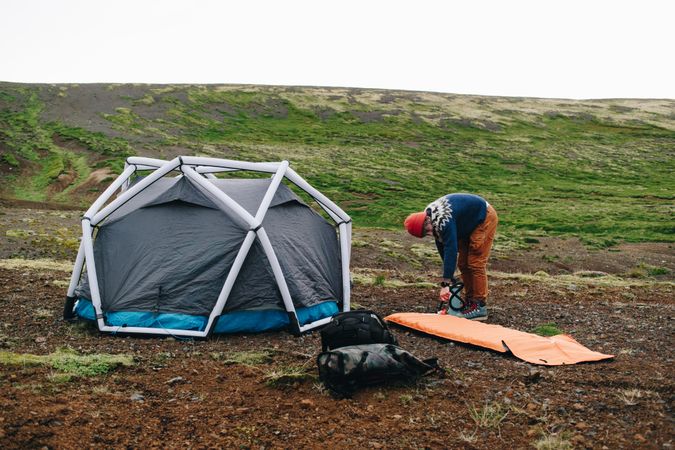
[
  {"left": 66, "top": 168, "right": 114, "bottom": 201},
  {"left": 0, "top": 203, "right": 673, "bottom": 449}
]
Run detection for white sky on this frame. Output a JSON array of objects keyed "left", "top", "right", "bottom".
[{"left": 1, "top": 0, "right": 673, "bottom": 99}]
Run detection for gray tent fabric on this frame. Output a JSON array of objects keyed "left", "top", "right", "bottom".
[
  {"left": 77, "top": 176, "right": 342, "bottom": 317},
  {"left": 226, "top": 201, "right": 341, "bottom": 312}
]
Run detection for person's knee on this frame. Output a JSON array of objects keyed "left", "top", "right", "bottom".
[{"left": 467, "top": 260, "right": 487, "bottom": 273}]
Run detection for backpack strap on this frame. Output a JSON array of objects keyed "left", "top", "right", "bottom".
[{"left": 422, "top": 357, "right": 445, "bottom": 377}]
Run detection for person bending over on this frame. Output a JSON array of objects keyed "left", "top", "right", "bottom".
[{"left": 404, "top": 193, "right": 498, "bottom": 321}]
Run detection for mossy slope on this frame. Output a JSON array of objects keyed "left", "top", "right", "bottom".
[{"left": 1, "top": 83, "right": 673, "bottom": 243}]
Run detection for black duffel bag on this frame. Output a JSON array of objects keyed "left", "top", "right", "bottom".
[{"left": 317, "top": 343, "right": 441, "bottom": 397}]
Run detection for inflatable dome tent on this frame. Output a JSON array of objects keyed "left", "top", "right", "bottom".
[{"left": 64, "top": 156, "right": 352, "bottom": 337}]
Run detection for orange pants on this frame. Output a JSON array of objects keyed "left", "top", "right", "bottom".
[{"left": 457, "top": 205, "right": 498, "bottom": 302}]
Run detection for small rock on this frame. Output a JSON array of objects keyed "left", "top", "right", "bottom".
[
  {"left": 35, "top": 336, "right": 47, "bottom": 344},
  {"left": 571, "top": 435, "right": 586, "bottom": 445},
  {"left": 166, "top": 376, "right": 185, "bottom": 385},
  {"left": 130, "top": 393, "right": 145, "bottom": 402},
  {"left": 392, "top": 414, "right": 403, "bottom": 420},
  {"left": 525, "top": 370, "right": 543, "bottom": 384}
]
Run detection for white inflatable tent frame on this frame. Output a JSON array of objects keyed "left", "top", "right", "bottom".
[{"left": 64, "top": 156, "right": 352, "bottom": 337}]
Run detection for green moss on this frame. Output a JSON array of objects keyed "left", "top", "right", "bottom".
[
  {"left": 0, "top": 89, "right": 50, "bottom": 161},
  {"left": 49, "top": 123, "right": 134, "bottom": 157},
  {"left": 2, "top": 152, "right": 19, "bottom": 167},
  {"left": 0, "top": 88, "right": 133, "bottom": 201},
  {"left": 645, "top": 265, "right": 670, "bottom": 276},
  {"left": 627, "top": 263, "right": 671, "bottom": 278},
  {"left": 6, "top": 229, "right": 35, "bottom": 238},
  {"left": 0, "top": 348, "right": 134, "bottom": 377},
  {"left": 531, "top": 323, "right": 563, "bottom": 337}
]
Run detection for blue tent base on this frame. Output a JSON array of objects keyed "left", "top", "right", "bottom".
[{"left": 74, "top": 298, "right": 338, "bottom": 334}]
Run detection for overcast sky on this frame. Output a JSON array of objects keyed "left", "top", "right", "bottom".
[{"left": 1, "top": 0, "right": 673, "bottom": 99}]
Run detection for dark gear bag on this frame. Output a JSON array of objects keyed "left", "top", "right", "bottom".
[
  {"left": 320, "top": 310, "right": 398, "bottom": 351},
  {"left": 317, "top": 343, "right": 442, "bottom": 397}
]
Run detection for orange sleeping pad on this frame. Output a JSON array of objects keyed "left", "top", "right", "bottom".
[{"left": 385, "top": 313, "right": 614, "bottom": 366}]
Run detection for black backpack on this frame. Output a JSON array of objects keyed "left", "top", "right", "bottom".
[
  {"left": 320, "top": 310, "right": 398, "bottom": 352},
  {"left": 317, "top": 343, "right": 441, "bottom": 397}
]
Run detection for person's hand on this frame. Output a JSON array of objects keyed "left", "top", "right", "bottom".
[{"left": 439, "top": 286, "right": 450, "bottom": 302}]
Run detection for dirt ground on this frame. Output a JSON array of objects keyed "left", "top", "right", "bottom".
[{"left": 0, "top": 202, "right": 673, "bottom": 449}]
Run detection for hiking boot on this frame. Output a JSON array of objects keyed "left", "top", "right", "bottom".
[{"left": 460, "top": 301, "right": 488, "bottom": 321}]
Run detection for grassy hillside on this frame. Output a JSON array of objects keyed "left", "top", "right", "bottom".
[{"left": 1, "top": 82, "right": 673, "bottom": 245}]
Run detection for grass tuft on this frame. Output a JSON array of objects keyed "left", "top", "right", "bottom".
[
  {"left": 616, "top": 388, "right": 644, "bottom": 406},
  {"left": 0, "top": 258, "right": 73, "bottom": 272},
  {"left": 374, "top": 274, "right": 386, "bottom": 286},
  {"left": 635, "top": 263, "right": 671, "bottom": 277},
  {"left": 263, "top": 365, "right": 316, "bottom": 387},
  {"left": 458, "top": 430, "right": 478, "bottom": 443},
  {"left": 533, "top": 431, "right": 573, "bottom": 450},
  {"left": 223, "top": 350, "right": 273, "bottom": 366},
  {"left": 468, "top": 401, "right": 509, "bottom": 430},
  {"left": 0, "top": 348, "right": 134, "bottom": 377},
  {"left": 399, "top": 393, "right": 413, "bottom": 406}
]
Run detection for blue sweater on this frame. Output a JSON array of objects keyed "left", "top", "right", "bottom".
[{"left": 426, "top": 194, "right": 488, "bottom": 280}]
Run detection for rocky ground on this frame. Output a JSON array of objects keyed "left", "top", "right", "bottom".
[{"left": 0, "top": 201, "right": 673, "bottom": 449}]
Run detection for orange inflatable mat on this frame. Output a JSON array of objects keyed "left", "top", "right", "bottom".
[{"left": 385, "top": 313, "right": 614, "bottom": 366}]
